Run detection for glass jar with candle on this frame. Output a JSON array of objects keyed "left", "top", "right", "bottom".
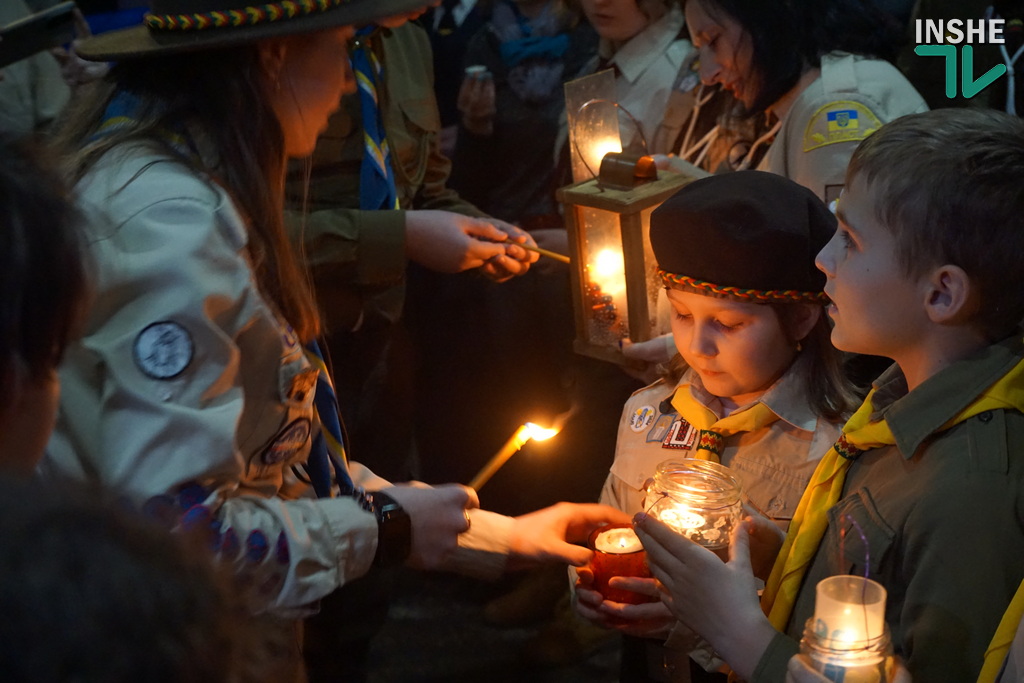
[
  {"left": 587, "top": 525, "right": 654, "bottom": 605},
  {"left": 643, "top": 459, "right": 743, "bottom": 558},
  {"left": 799, "top": 575, "right": 894, "bottom": 683}
]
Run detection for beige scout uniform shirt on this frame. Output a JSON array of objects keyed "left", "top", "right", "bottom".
[
  {"left": 588, "top": 362, "right": 841, "bottom": 681},
  {"left": 46, "top": 145, "right": 512, "bottom": 617},
  {"left": 602, "top": 5, "right": 697, "bottom": 155},
  {"left": 603, "top": 363, "right": 840, "bottom": 523},
  {"left": 759, "top": 51, "right": 928, "bottom": 203}
]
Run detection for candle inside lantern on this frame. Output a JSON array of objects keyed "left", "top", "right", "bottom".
[
  {"left": 587, "top": 525, "right": 654, "bottom": 606},
  {"left": 468, "top": 422, "right": 560, "bottom": 491},
  {"left": 813, "top": 576, "right": 887, "bottom": 649}
]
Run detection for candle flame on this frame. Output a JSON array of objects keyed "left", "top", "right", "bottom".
[
  {"left": 590, "top": 137, "right": 622, "bottom": 166},
  {"left": 524, "top": 422, "right": 559, "bottom": 441}
]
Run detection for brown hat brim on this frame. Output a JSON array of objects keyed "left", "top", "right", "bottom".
[{"left": 77, "top": 0, "right": 429, "bottom": 61}]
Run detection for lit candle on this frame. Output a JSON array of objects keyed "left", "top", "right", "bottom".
[
  {"left": 813, "top": 576, "right": 887, "bottom": 649},
  {"left": 587, "top": 525, "right": 654, "bottom": 605},
  {"left": 586, "top": 136, "right": 622, "bottom": 176},
  {"left": 644, "top": 460, "right": 742, "bottom": 560},
  {"left": 800, "top": 576, "right": 893, "bottom": 682},
  {"left": 468, "top": 422, "right": 559, "bottom": 491},
  {"left": 589, "top": 248, "right": 626, "bottom": 300}
]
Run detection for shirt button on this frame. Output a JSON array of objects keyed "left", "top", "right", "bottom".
[{"left": 978, "top": 410, "right": 993, "bottom": 423}]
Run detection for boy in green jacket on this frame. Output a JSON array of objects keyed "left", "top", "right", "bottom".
[{"left": 634, "top": 108, "right": 1024, "bottom": 683}]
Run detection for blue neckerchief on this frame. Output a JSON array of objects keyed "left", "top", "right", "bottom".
[
  {"left": 351, "top": 26, "right": 399, "bottom": 211},
  {"left": 90, "top": 90, "right": 200, "bottom": 162}
]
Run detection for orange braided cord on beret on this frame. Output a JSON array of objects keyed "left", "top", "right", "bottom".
[
  {"left": 146, "top": 0, "right": 344, "bottom": 30},
  {"left": 658, "top": 268, "right": 830, "bottom": 303}
]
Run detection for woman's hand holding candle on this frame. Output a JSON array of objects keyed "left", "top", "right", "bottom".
[
  {"left": 505, "top": 502, "right": 631, "bottom": 569},
  {"left": 634, "top": 513, "right": 778, "bottom": 681}
]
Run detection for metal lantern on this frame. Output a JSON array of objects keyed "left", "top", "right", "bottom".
[
  {"left": 561, "top": 72, "right": 708, "bottom": 364},
  {"left": 556, "top": 168, "right": 695, "bottom": 364}
]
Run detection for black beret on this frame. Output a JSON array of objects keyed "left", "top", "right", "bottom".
[{"left": 650, "top": 171, "right": 835, "bottom": 301}]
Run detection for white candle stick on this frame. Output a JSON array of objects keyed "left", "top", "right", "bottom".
[{"left": 469, "top": 422, "right": 559, "bottom": 491}]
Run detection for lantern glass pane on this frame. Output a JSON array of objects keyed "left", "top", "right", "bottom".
[
  {"left": 579, "top": 205, "right": 629, "bottom": 347},
  {"left": 640, "top": 206, "right": 673, "bottom": 342}
]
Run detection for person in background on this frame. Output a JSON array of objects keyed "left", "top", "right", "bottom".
[
  {"left": 422, "top": 0, "right": 491, "bottom": 157},
  {"left": 580, "top": 0, "right": 698, "bottom": 155},
  {"left": 666, "top": 0, "right": 925, "bottom": 204},
  {"left": 0, "top": 0, "right": 71, "bottom": 139}
]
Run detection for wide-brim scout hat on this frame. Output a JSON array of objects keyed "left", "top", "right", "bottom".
[
  {"left": 650, "top": 170, "right": 834, "bottom": 303},
  {"left": 76, "top": 0, "right": 428, "bottom": 61}
]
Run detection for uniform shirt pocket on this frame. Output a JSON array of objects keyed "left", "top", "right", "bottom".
[{"left": 824, "top": 488, "right": 896, "bottom": 577}]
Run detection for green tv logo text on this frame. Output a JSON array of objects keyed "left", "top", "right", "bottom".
[{"left": 914, "top": 19, "right": 1008, "bottom": 98}]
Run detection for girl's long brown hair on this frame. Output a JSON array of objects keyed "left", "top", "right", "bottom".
[{"left": 55, "top": 45, "right": 320, "bottom": 342}]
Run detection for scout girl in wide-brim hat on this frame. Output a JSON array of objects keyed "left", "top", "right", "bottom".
[{"left": 76, "top": 0, "right": 429, "bottom": 61}]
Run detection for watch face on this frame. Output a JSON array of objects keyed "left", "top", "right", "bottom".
[{"left": 366, "top": 491, "right": 412, "bottom": 569}]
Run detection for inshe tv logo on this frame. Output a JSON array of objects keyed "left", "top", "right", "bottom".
[{"left": 914, "top": 19, "right": 1008, "bottom": 98}]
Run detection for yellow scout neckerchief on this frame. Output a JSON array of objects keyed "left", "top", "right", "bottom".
[
  {"left": 761, "top": 357, "right": 1024, "bottom": 633},
  {"left": 670, "top": 384, "right": 779, "bottom": 462},
  {"left": 980, "top": 578, "right": 1024, "bottom": 682}
]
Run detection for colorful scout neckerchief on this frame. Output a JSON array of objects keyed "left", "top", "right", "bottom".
[
  {"left": 669, "top": 385, "right": 779, "bottom": 462},
  {"left": 761, "top": 356, "right": 1024, "bottom": 632},
  {"left": 351, "top": 26, "right": 399, "bottom": 211},
  {"left": 304, "top": 340, "right": 355, "bottom": 497}
]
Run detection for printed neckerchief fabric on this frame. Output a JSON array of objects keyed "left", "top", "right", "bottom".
[
  {"left": 669, "top": 384, "right": 780, "bottom": 462},
  {"left": 304, "top": 340, "right": 355, "bottom": 497},
  {"left": 352, "top": 27, "right": 399, "bottom": 211},
  {"left": 761, "top": 356, "right": 1024, "bottom": 641}
]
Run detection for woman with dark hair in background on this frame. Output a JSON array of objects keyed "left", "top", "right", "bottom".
[{"left": 665, "top": 0, "right": 927, "bottom": 204}]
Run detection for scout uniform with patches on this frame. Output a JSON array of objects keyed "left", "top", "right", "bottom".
[
  {"left": 605, "top": 360, "right": 840, "bottom": 530},
  {"left": 46, "top": 143, "right": 514, "bottom": 617},
  {"left": 759, "top": 51, "right": 928, "bottom": 203},
  {"left": 582, "top": 171, "right": 847, "bottom": 682},
  {"left": 600, "top": 4, "right": 698, "bottom": 154}
]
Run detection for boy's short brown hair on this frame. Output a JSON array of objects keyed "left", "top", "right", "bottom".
[{"left": 846, "top": 109, "right": 1024, "bottom": 340}]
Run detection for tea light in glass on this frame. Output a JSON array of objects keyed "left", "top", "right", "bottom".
[
  {"left": 643, "top": 459, "right": 743, "bottom": 560},
  {"left": 586, "top": 525, "right": 654, "bottom": 605},
  {"left": 800, "top": 575, "right": 894, "bottom": 683}
]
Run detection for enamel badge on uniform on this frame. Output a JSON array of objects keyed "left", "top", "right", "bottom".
[
  {"left": 662, "top": 418, "right": 697, "bottom": 450},
  {"left": 133, "top": 321, "right": 194, "bottom": 380},
  {"left": 803, "top": 100, "right": 883, "bottom": 151},
  {"left": 630, "top": 405, "right": 657, "bottom": 432}
]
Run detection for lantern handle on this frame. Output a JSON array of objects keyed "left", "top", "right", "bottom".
[{"left": 571, "top": 98, "right": 651, "bottom": 181}]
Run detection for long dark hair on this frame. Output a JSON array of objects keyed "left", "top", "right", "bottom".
[
  {"left": 55, "top": 45, "right": 320, "bottom": 342},
  {"left": 685, "top": 0, "right": 903, "bottom": 116}
]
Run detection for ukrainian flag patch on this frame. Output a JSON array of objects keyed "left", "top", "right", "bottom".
[{"left": 804, "top": 100, "right": 883, "bottom": 151}]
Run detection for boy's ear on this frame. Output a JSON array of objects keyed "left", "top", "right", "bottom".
[{"left": 923, "top": 265, "right": 978, "bottom": 325}]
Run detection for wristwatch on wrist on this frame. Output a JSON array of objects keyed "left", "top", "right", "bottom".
[{"left": 352, "top": 489, "right": 412, "bottom": 568}]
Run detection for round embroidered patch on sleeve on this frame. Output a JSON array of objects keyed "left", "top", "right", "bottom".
[
  {"left": 630, "top": 405, "right": 657, "bottom": 432},
  {"left": 133, "top": 321, "right": 194, "bottom": 379},
  {"left": 803, "top": 100, "right": 883, "bottom": 152}
]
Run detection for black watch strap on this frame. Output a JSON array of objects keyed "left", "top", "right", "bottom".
[{"left": 352, "top": 489, "right": 412, "bottom": 569}]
